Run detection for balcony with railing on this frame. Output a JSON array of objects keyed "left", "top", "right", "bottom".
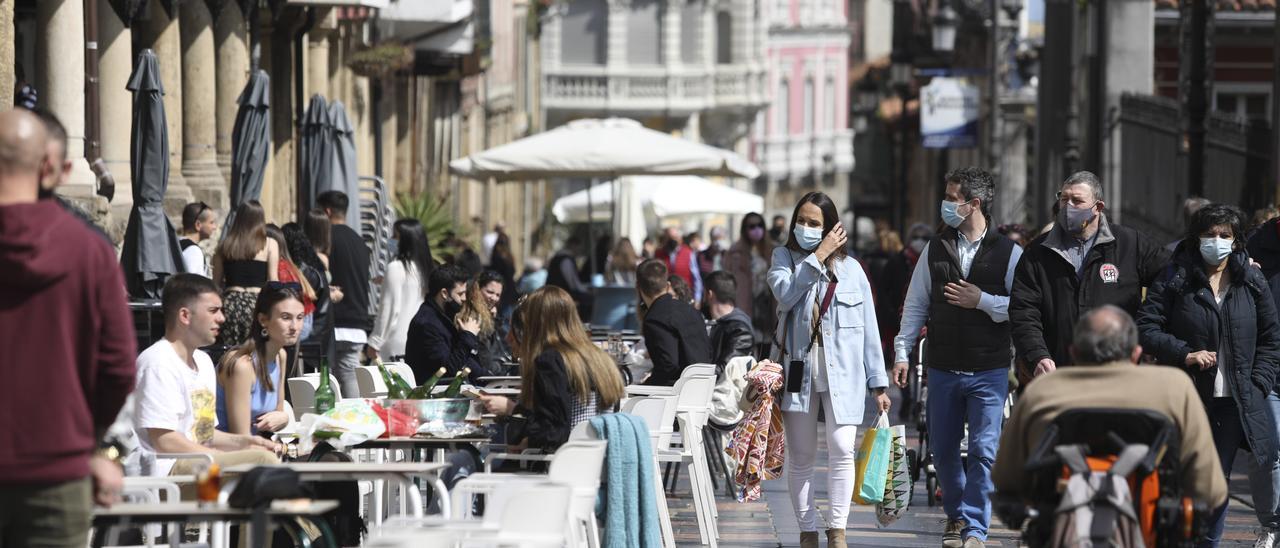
[{"left": 753, "top": 130, "right": 855, "bottom": 181}]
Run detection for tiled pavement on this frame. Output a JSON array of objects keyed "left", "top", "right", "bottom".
[{"left": 666, "top": 387, "right": 1266, "bottom": 547}]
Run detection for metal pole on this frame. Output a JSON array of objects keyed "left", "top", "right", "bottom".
[
  {"left": 84, "top": 0, "right": 100, "bottom": 162},
  {"left": 899, "top": 90, "right": 910, "bottom": 233},
  {"left": 1187, "top": 0, "right": 1207, "bottom": 197},
  {"left": 1273, "top": 0, "right": 1280, "bottom": 204},
  {"left": 987, "top": 0, "right": 1000, "bottom": 178},
  {"left": 587, "top": 178, "right": 597, "bottom": 279}
]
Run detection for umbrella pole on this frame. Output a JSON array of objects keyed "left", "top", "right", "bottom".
[{"left": 587, "top": 178, "right": 597, "bottom": 280}]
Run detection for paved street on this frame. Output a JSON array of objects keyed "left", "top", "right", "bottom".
[{"left": 665, "top": 386, "right": 1264, "bottom": 547}]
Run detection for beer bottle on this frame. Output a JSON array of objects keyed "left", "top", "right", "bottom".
[
  {"left": 408, "top": 367, "right": 447, "bottom": 399},
  {"left": 375, "top": 358, "right": 407, "bottom": 399},
  {"left": 315, "top": 358, "right": 337, "bottom": 414},
  {"left": 442, "top": 367, "right": 471, "bottom": 398}
]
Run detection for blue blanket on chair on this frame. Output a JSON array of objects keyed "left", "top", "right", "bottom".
[{"left": 590, "top": 413, "right": 662, "bottom": 548}]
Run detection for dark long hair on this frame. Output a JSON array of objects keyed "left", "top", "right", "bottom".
[
  {"left": 266, "top": 224, "right": 315, "bottom": 303},
  {"left": 738, "top": 212, "right": 770, "bottom": 258},
  {"left": 1184, "top": 204, "right": 1246, "bottom": 254},
  {"left": 219, "top": 283, "right": 304, "bottom": 391},
  {"left": 282, "top": 222, "right": 325, "bottom": 275},
  {"left": 218, "top": 200, "right": 267, "bottom": 262},
  {"left": 785, "top": 191, "right": 847, "bottom": 261},
  {"left": 304, "top": 208, "right": 332, "bottom": 256},
  {"left": 394, "top": 218, "right": 434, "bottom": 295}
]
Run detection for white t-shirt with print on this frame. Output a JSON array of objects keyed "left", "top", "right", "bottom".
[{"left": 132, "top": 339, "right": 219, "bottom": 476}]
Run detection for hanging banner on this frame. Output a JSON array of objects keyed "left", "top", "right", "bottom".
[{"left": 920, "top": 77, "right": 980, "bottom": 149}]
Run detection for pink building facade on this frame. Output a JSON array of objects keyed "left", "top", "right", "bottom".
[{"left": 754, "top": 0, "right": 855, "bottom": 213}]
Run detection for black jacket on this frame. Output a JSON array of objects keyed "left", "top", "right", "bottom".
[
  {"left": 709, "top": 308, "right": 755, "bottom": 368},
  {"left": 1136, "top": 247, "right": 1280, "bottom": 466},
  {"left": 1247, "top": 218, "right": 1280, "bottom": 313},
  {"left": 403, "top": 300, "right": 489, "bottom": 384},
  {"left": 514, "top": 349, "right": 609, "bottom": 452},
  {"left": 1010, "top": 216, "right": 1168, "bottom": 367},
  {"left": 329, "top": 224, "right": 372, "bottom": 331},
  {"left": 641, "top": 294, "right": 713, "bottom": 386}
]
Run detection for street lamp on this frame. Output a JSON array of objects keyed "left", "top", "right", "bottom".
[
  {"left": 932, "top": 4, "right": 959, "bottom": 55},
  {"left": 853, "top": 78, "right": 880, "bottom": 133}
]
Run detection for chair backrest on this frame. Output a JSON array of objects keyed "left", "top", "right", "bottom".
[
  {"left": 548, "top": 440, "right": 608, "bottom": 490},
  {"left": 385, "top": 361, "right": 415, "bottom": 387},
  {"left": 623, "top": 396, "right": 674, "bottom": 450},
  {"left": 674, "top": 372, "right": 718, "bottom": 415},
  {"left": 301, "top": 372, "right": 344, "bottom": 399},
  {"left": 287, "top": 377, "right": 317, "bottom": 418},
  {"left": 681, "top": 363, "right": 716, "bottom": 379},
  {"left": 568, "top": 420, "right": 597, "bottom": 441},
  {"left": 497, "top": 484, "right": 573, "bottom": 538},
  {"left": 279, "top": 400, "right": 297, "bottom": 433},
  {"left": 355, "top": 365, "right": 388, "bottom": 398}
]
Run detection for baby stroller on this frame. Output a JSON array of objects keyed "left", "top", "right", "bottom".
[
  {"left": 994, "top": 408, "right": 1209, "bottom": 548},
  {"left": 909, "top": 337, "right": 1020, "bottom": 507}
]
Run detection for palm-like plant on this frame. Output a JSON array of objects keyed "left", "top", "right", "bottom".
[{"left": 394, "top": 192, "right": 468, "bottom": 257}]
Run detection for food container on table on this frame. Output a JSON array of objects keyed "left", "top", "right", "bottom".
[{"left": 382, "top": 398, "right": 473, "bottom": 437}]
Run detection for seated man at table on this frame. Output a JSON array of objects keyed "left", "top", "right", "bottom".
[
  {"left": 992, "top": 305, "right": 1226, "bottom": 511},
  {"left": 131, "top": 274, "right": 281, "bottom": 478},
  {"left": 704, "top": 270, "right": 756, "bottom": 368},
  {"left": 405, "top": 264, "right": 488, "bottom": 384},
  {"left": 637, "top": 259, "right": 712, "bottom": 385}
]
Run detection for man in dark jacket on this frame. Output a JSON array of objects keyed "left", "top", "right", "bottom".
[
  {"left": 891, "top": 167, "right": 1023, "bottom": 548},
  {"left": 1248, "top": 215, "right": 1280, "bottom": 309},
  {"left": 318, "top": 190, "right": 372, "bottom": 398},
  {"left": 638, "top": 259, "right": 712, "bottom": 385},
  {"left": 547, "top": 236, "right": 593, "bottom": 318},
  {"left": 704, "top": 271, "right": 755, "bottom": 368},
  {"left": 1010, "top": 171, "right": 1169, "bottom": 376},
  {"left": 405, "top": 265, "right": 486, "bottom": 384},
  {"left": 0, "top": 109, "right": 137, "bottom": 545}
]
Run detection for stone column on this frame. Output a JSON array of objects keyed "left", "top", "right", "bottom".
[
  {"left": 214, "top": 0, "right": 250, "bottom": 182},
  {"left": 306, "top": 14, "right": 332, "bottom": 100},
  {"left": 36, "top": 0, "right": 97, "bottom": 196},
  {"left": 0, "top": 0, "right": 14, "bottom": 109},
  {"left": 137, "top": 0, "right": 192, "bottom": 209},
  {"left": 99, "top": 0, "right": 133, "bottom": 224},
  {"left": 180, "top": 0, "right": 226, "bottom": 209}
]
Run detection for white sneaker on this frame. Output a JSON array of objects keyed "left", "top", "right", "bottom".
[{"left": 1255, "top": 529, "right": 1278, "bottom": 548}]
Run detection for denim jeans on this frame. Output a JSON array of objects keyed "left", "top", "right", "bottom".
[
  {"left": 333, "top": 340, "right": 363, "bottom": 399},
  {"left": 1201, "top": 396, "right": 1280, "bottom": 547},
  {"left": 927, "top": 367, "right": 1008, "bottom": 541}
]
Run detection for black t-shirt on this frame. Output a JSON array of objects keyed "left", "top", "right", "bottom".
[{"left": 329, "top": 224, "right": 372, "bottom": 331}]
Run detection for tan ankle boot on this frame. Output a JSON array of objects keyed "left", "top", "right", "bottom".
[
  {"left": 799, "top": 531, "right": 820, "bottom": 548},
  {"left": 826, "top": 528, "right": 847, "bottom": 548}
]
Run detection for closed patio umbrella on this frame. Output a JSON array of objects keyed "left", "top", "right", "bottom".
[
  {"left": 298, "top": 94, "right": 332, "bottom": 221},
  {"left": 120, "top": 49, "right": 183, "bottom": 298},
  {"left": 327, "top": 100, "right": 360, "bottom": 224},
  {"left": 223, "top": 69, "right": 271, "bottom": 233}
]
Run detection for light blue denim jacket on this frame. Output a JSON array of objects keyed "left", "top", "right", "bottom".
[{"left": 769, "top": 247, "right": 887, "bottom": 425}]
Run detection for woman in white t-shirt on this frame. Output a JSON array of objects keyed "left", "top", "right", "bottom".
[{"left": 367, "top": 220, "right": 434, "bottom": 361}]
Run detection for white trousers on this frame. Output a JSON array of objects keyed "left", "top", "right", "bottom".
[{"left": 784, "top": 389, "right": 859, "bottom": 532}]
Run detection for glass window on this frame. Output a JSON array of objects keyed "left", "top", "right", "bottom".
[
  {"left": 777, "top": 78, "right": 790, "bottom": 134},
  {"left": 627, "top": 0, "right": 664, "bottom": 66},
  {"left": 561, "top": 0, "right": 607, "bottom": 65},
  {"left": 681, "top": 0, "right": 704, "bottom": 64},
  {"left": 716, "top": 11, "right": 733, "bottom": 64},
  {"left": 804, "top": 79, "right": 815, "bottom": 133}
]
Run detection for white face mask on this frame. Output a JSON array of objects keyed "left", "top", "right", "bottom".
[
  {"left": 792, "top": 225, "right": 824, "bottom": 251},
  {"left": 1199, "top": 237, "right": 1233, "bottom": 265}
]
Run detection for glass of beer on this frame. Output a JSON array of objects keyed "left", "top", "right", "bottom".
[{"left": 195, "top": 462, "right": 221, "bottom": 505}]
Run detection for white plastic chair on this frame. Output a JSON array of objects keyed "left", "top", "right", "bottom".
[
  {"left": 377, "top": 484, "right": 573, "bottom": 548},
  {"left": 287, "top": 374, "right": 342, "bottom": 417},
  {"left": 356, "top": 365, "right": 390, "bottom": 398},
  {"left": 385, "top": 361, "right": 416, "bottom": 387},
  {"left": 622, "top": 396, "right": 679, "bottom": 548}
]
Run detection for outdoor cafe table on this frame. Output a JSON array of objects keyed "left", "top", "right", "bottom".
[
  {"left": 92, "top": 499, "right": 339, "bottom": 548},
  {"left": 222, "top": 462, "right": 451, "bottom": 520}
]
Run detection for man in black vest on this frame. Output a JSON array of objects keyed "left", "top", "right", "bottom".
[{"left": 891, "top": 167, "right": 1022, "bottom": 548}]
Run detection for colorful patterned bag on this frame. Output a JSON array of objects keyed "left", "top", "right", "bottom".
[
  {"left": 727, "top": 361, "right": 786, "bottom": 502},
  {"left": 876, "top": 423, "right": 911, "bottom": 526}
]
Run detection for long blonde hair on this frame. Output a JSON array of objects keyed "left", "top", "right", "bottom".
[
  {"left": 458, "top": 279, "right": 494, "bottom": 336},
  {"left": 515, "top": 286, "right": 625, "bottom": 410}
]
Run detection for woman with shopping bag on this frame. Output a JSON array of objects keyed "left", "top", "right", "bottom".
[{"left": 769, "top": 191, "right": 892, "bottom": 548}]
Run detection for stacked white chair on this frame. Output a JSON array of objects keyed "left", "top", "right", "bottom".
[
  {"left": 356, "top": 365, "right": 390, "bottom": 398},
  {"left": 286, "top": 373, "right": 343, "bottom": 418},
  {"left": 374, "top": 484, "right": 574, "bottom": 548}
]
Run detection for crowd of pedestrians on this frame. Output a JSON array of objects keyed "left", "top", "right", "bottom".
[{"left": 9, "top": 101, "right": 1280, "bottom": 548}]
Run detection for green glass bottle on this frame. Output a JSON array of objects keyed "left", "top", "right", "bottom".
[
  {"left": 442, "top": 367, "right": 471, "bottom": 398},
  {"left": 375, "top": 358, "right": 408, "bottom": 399},
  {"left": 408, "top": 367, "right": 447, "bottom": 399},
  {"left": 315, "top": 359, "right": 337, "bottom": 414}
]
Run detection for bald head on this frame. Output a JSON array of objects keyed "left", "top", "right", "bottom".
[
  {"left": 0, "top": 109, "right": 49, "bottom": 177},
  {"left": 1070, "top": 305, "right": 1142, "bottom": 365}
]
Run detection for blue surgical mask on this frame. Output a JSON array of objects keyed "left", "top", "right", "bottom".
[
  {"left": 792, "top": 225, "right": 824, "bottom": 251},
  {"left": 940, "top": 200, "right": 970, "bottom": 228},
  {"left": 1199, "top": 237, "right": 1233, "bottom": 265}
]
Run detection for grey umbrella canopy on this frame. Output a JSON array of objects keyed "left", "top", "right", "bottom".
[
  {"left": 223, "top": 70, "right": 271, "bottom": 234},
  {"left": 121, "top": 48, "right": 184, "bottom": 298},
  {"left": 298, "top": 94, "right": 333, "bottom": 222},
  {"left": 328, "top": 100, "right": 360, "bottom": 224}
]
